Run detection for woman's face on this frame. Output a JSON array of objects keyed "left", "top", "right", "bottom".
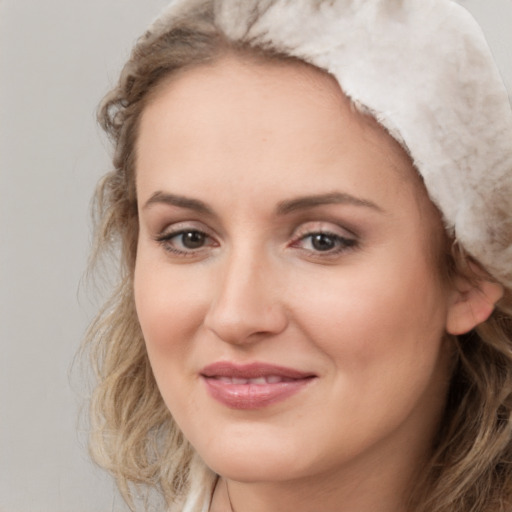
[{"left": 134, "top": 56, "right": 456, "bottom": 485}]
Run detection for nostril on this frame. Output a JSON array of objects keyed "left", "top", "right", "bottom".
[
  {"left": 203, "top": 257, "right": 288, "bottom": 343},
  {"left": 204, "top": 300, "right": 288, "bottom": 345}
]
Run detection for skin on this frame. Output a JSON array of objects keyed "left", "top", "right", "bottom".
[{"left": 134, "top": 55, "right": 471, "bottom": 512}]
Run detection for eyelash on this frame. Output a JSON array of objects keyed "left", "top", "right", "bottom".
[
  {"left": 291, "top": 230, "right": 358, "bottom": 256},
  {"left": 154, "top": 226, "right": 359, "bottom": 258},
  {"left": 155, "top": 228, "right": 217, "bottom": 257}
]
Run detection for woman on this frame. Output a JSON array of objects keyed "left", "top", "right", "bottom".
[{"left": 86, "top": 1, "right": 512, "bottom": 511}]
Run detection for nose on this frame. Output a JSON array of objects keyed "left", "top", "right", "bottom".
[{"left": 203, "top": 250, "right": 289, "bottom": 345}]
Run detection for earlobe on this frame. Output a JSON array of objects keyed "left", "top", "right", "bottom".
[{"left": 446, "top": 277, "right": 504, "bottom": 335}]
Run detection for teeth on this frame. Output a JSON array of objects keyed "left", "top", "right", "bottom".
[{"left": 214, "top": 376, "right": 289, "bottom": 385}]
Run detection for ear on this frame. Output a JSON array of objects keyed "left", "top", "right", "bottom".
[{"left": 446, "top": 273, "right": 504, "bottom": 336}]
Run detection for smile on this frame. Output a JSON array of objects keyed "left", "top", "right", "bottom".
[
  {"left": 214, "top": 376, "right": 296, "bottom": 384},
  {"left": 200, "top": 362, "right": 316, "bottom": 410}
]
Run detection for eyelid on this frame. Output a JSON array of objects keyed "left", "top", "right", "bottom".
[
  {"left": 155, "top": 220, "right": 216, "bottom": 239},
  {"left": 291, "top": 221, "right": 357, "bottom": 241},
  {"left": 288, "top": 221, "right": 360, "bottom": 257},
  {"left": 154, "top": 221, "right": 220, "bottom": 257},
  {"left": 152, "top": 219, "right": 359, "bottom": 259}
]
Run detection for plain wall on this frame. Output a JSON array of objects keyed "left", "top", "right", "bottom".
[
  {"left": 0, "top": 1, "right": 510, "bottom": 511},
  {"left": 0, "top": 1, "right": 164, "bottom": 511}
]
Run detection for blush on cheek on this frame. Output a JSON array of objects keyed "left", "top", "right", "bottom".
[
  {"left": 302, "top": 269, "right": 444, "bottom": 370},
  {"left": 134, "top": 259, "right": 186, "bottom": 341}
]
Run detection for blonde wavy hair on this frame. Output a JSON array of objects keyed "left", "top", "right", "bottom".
[{"left": 85, "top": 1, "right": 512, "bottom": 511}]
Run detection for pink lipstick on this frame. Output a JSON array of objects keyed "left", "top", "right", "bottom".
[{"left": 200, "top": 362, "right": 316, "bottom": 410}]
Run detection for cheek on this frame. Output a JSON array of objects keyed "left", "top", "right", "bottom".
[
  {"left": 133, "top": 254, "right": 207, "bottom": 364},
  {"left": 292, "top": 250, "right": 449, "bottom": 384},
  {"left": 133, "top": 256, "right": 209, "bottom": 424},
  {"left": 291, "top": 263, "right": 450, "bottom": 445}
]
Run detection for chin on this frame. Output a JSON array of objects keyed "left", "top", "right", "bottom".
[
  {"left": 205, "top": 455, "right": 298, "bottom": 483},
  {"left": 192, "top": 429, "right": 309, "bottom": 483}
]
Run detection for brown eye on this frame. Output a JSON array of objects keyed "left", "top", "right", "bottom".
[
  {"left": 180, "top": 231, "right": 206, "bottom": 249},
  {"left": 292, "top": 230, "right": 358, "bottom": 256},
  {"left": 310, "top": 233, "right": 337, "bottom": 252},
  {"left": 156, "top": 228, "right": 216, "bottom": 256}
]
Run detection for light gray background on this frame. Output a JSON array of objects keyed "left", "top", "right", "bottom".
[{"left": 0, "top": 1, "right": 510, "bottom": 511}]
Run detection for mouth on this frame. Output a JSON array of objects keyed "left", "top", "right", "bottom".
[{"left": 200, "top": 362, "right": 317, "bottom": 410}]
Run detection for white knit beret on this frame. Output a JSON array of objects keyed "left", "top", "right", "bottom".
[{"left": 150, "top": 0, "right": 512, "bottom": 287}]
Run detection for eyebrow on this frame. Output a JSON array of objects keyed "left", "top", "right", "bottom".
[
  {"left": 142, "top": 191, "right": 384, "bottom": 216},
  {"left": 143, "top": 191, "right": 214, "bottom": 215},
  {"left": 276, "top": 192, "right": 384, "bottom": 215}
]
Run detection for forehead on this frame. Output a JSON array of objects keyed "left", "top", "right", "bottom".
[
  {"left": 136, "top": 54, "right": 444, "bottom": 259},
  {"left": 136, "top": 54, "right": 416, "bottom": 192}
]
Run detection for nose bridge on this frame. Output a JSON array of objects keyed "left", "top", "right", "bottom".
[{"left": 204, "top": 243, "right": 287, "bottom": 343}]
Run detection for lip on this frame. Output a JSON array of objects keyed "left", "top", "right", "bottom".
[{"left": 200, "top": 362, "right": 316, "bottom": 410}]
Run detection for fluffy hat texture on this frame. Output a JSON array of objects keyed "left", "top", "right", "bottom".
[{"left": 151, "top": 0, "right": 512, "bottom": 287}]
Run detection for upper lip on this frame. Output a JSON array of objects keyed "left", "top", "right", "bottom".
[{"left": 200, "top": 362, "right": 316, "bottom": 380}]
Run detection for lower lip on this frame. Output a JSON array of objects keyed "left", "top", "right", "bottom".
[{"left": 202, "top": 377, "right": 314, "bottom": 410}]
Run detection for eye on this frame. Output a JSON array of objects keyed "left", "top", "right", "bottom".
[
  {"left": 308, "top": 233, "right": 344, "bottom": 252},
  {"left": 290, "top": 225, "right": 358, "bottom": 257},
  {"left": 300, "top": 232, "right": 356, "bottom": 252},
  {"left": 155, "top": 227, "right": 217, "bottom": 256},
  {"left": 177, "top": 230, "right": 207, "bottom": 249}
]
